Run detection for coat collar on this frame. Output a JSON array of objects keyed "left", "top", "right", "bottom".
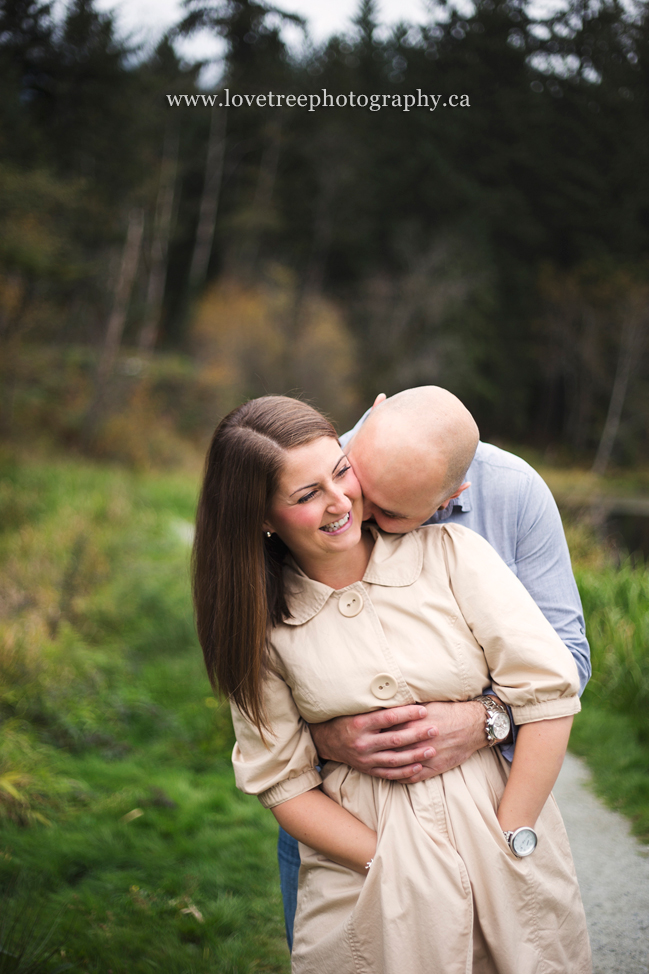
[{"left": 282, "top": 526, "right": 424, "bottom": 626}]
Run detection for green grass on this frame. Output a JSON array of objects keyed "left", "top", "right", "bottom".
[
  {"left": 0, "top": 453, "right": 289, "bottom": 973},
  {"left": 569, "top": 551, "right": 649, "bottom": 841}
]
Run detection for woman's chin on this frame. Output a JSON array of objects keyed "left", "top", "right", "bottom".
[{"left": 324, "top": 528, "right": 365, "bottom": 556}]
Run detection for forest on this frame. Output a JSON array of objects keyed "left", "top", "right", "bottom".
[{"left": 1, "top": 0, "right": 648, "bottom": 461}]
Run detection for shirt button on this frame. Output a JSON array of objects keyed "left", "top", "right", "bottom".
[
  {"left": 370, "top": 674, "right": 398, "bottom": 700},
  {"left": 339, "top": 591, "right": 363, "bottom": 617}
]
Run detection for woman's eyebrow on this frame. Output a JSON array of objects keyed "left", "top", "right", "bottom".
[
  {"left": 289, "top": 456, "right": 347, "bottom": 496},
  {"left": 290, "top": 481, "right": 318, "bottom": 496}
]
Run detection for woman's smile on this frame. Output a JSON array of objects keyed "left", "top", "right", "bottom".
[{"left": 320, "top": 511, "right": 352, "bottom": 534}]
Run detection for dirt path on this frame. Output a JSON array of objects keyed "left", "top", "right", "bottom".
[{"left": 555, "top": 752, "right": 649, "bottom": 974}]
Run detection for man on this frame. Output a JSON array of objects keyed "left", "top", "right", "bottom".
[{"left": 278, "top": 386, "right": 590, "bottom": 949}]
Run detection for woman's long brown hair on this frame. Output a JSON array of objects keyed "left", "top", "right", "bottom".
[{"left": 192, "top": 396, "right": 337, "bottom": 733}]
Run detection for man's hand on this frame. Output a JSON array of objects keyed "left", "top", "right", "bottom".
[
  {"left": 309, "top": 700, "right": 488, "bottom": 783},
  {"left": 395, "top": 701, "right": 487, "bottom": 783}
]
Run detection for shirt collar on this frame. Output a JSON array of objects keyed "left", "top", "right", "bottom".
[{"left": 282, "top": 526, "right": 424, "bottom": 626}]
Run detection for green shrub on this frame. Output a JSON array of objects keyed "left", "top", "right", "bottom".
[
  {"left": 566, "top": 529, "right": 649, "bottom": 839},
  {"left": 576, "top": 560, "right": 649, "bottom": 729}
]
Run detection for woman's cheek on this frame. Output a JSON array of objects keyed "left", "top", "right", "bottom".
[
  {"left": 279, "top": 504, "right": 321, "bottom": 535},
  {"left": 348, "top": 470, "right": 363, "bottom": 501}
]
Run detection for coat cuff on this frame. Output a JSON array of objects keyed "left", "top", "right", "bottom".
[
  {"left": 511, "top": 696, "right": 581, "bottom": 725},
  {"left": 258, "top": 767, "right": 323, "bottom": 809}
]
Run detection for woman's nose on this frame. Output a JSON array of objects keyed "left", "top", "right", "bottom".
[{"left": 327, "top": 484, "right": 351, "bottom": 511}]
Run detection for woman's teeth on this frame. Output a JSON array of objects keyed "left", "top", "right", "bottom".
[{"left": 321, "top": 512, "right": 350, "bottom": 533}]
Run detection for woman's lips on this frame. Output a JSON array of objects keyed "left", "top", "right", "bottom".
[{"left": 320, "top": 510, "right": 352, "bottom": 535}]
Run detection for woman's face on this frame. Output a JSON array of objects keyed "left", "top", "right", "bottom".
[{"left": 264, "top": 436, "right": 364, "bottom": 569}]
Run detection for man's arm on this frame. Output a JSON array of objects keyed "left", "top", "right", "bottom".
[{"left": 512, "top": 471, "right": 591, "bottom": 694}]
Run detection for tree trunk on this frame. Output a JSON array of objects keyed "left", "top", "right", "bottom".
[
  {"left": 239, "top": 120, "right": 281, "bottom": 280},
  {"left": 139, "top": 127, "right": 179, "bottom": 353},
  {"left": 189, "top": 106, "right": 227, "bottom": 290},
  {"left": 303, "top": 168, "right": 336, "bottom": 297},
  {"left": 0, "top": 275, "right": 32, "bottom": 436},
  {"left": 591, "top": 306, "right": 645, "bottom": 477},
  {"left": 83, "top": 207, "right": 144, "bottom": 442}
]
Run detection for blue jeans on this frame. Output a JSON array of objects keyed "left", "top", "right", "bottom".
[{"left": 277, "top": 826, "right": 300, "bottom": 951}]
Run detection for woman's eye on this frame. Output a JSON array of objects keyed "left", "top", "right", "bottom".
[
  {"left": 297, "top": 490, "right": 317, "bottom": 504},
  {"left": 336, "top": 465, "right": 351, "bottom": 479}
]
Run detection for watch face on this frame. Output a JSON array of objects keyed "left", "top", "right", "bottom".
[
  {"left": 512, "top": 828, "right": 537, "bottom": 857},
  {"left": 492, "top": 712, "right": 510, "bottom": 740}
]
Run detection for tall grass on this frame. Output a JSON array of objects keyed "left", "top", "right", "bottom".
[
  {"left": 577, "top": 562, "right": 649, "bottom": 722},
  {"left": 0, "top": 453, "right": 289, "bottom": 973},
  {"left": 565, "top": 521, "right": 649, "bottom": 839}
]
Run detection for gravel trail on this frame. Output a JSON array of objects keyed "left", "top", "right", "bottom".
[{"left": 554, "top": 752, "right": 649, "bottom": 974}]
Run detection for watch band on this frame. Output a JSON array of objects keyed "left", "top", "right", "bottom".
[{"left": 474, "top": 694, "right": 511, "bottom": 747}]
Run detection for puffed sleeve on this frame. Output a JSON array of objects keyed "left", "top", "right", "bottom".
[
  {"left": 230, "top": 654, "right": 322, "bottom": 808},
  {"left": 441, "top": 524, "right": 581, "bottom": 725}
]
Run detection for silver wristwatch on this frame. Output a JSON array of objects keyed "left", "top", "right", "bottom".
[
  {"left": 503, "top": 826, "right": 538, "bottom": 858},
  {"left": 474, "top": 694, "right": 511, "bottom": 747}
]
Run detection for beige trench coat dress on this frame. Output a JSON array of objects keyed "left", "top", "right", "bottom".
[{"left": 231, "top": 524, "right": 592, "bottom": 974}]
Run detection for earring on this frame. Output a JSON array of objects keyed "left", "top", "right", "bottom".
[{"left": 265, "top": 531, "right": 272, "bottom": 538}]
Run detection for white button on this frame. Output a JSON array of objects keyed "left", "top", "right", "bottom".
[
  {"left": 339, "top": 591, "right": 363, "bottom": 617},
  {"left": 370, "top": 674, "right": 398, "bottom": 700}
]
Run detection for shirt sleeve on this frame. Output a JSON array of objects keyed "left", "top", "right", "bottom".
[
  {"left": 513, "top": 468, "right": 591, "bottom": 695},
  {"left": 230, "top": 658, "right": 322, "bottom": 809},
  {"left": 441, "top": 525, "right": 581, "bottom": 725}
]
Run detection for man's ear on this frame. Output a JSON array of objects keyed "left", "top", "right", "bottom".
[
  {"left": 448, "top": 481, "right": 470, "bottom": 500},
  {"left": 438, "top": 482, "right": 470, "bottom": 510},
  {"left": 371, "top": 393, "right": 387, "bottom": 410}
]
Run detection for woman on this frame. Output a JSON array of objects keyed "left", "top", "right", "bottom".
[{"left": 193, "top": 395, "right": 591, "bottom": 974}]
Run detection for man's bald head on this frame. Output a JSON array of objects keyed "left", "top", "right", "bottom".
[{"left": 348, "top": 386, "right": 480, "bottom": 533}]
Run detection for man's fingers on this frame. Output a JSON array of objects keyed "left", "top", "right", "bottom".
[
  {"left": 358, "top": 705, "right": 428, "bottom": 734},
  {"left": 399, "top": 771, "right": 433, "bottom": 784},
  {"left": 369, "top": 763, "right": 425, "bottom": 780},
  {"left": 363, "top": 745, "right": 436, "bottom": 770},
  {"left": 384, "top": 725, "right": 439, "bottom": 750}
]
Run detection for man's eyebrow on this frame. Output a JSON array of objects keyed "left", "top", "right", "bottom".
[{"left": 289, "top": 455, "right": 347, "bottom": 497}]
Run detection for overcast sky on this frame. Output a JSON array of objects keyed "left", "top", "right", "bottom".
[
  {"left": 94, "top": 0, "right": 434, "bottom": 77},
  {"left": 93, "top": 0, "right": 564, "bottom": 85}
]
